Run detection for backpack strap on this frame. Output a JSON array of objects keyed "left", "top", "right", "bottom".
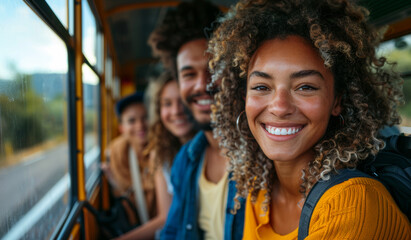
[
  {"left": 298, "top": 169, "right": 370, "bottom": 240},
  {"left": 129, "top": 147, "right": 149, "bottom": 224}
]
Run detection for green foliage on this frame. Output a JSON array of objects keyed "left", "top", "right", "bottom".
[
  {"left": 379, "top": 38, "right": 411, "bottom": 125},
  {"left": 398, "top": 76, "right": 411, "bottom": 125},
  {"left": 385, "top": 48, "right": 411, "bottom": 73},
  {"left": 0, "top": 73, "right": 66, "bottom": 160}
]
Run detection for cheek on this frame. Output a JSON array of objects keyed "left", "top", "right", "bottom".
[
  {"left": 142, "top": 120, "right": 148, "bottom": 130},
  {"left": 123, "top": 124, "right": 133, "bottom": 134},
  {"left": 297, "top": 97, "right": 333, "bottom": 125},
  {"left": 245, "top": 96, "right": 265, "bottom": 128},
  {"left": 179, "top": 82, "right": 190, "bottom": 99},
  {"left": 160, "top": 108, "right": 169, "bottom": 124}
]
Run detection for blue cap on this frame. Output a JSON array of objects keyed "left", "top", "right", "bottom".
[{"left": 115, "top": 91, "right": 144, "bottom": 117}]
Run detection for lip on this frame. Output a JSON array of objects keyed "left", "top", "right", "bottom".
[
  {"left": 171, "top": 117, "right": 190, "bottom": 126},
  {"left": 261, "top": 123, "right": 305, "bottom": 141},
  {"left": 134, "top": 131, "right": 147, "bottom": 137},
  {"left": 192, "top": 96, "right": 213, "bottom": 111}
]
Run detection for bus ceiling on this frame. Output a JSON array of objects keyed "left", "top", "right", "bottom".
[{"left": 92, "top": 0, "right": 411, "bottom": 89}]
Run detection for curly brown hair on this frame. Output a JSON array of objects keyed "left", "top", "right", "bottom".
[
  {"left": 148, "top": 0, "right": 222, "bottom": 78},
  {"left": 208, "top": 0, "right": 404, "bottom": 210},
  {"left": 143, "top": 72, "right": 196, "bottom": 169}
]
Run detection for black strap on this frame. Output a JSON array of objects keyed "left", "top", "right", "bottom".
[{"left": 297, "top": 169, "right": 370, "bottom": 240}]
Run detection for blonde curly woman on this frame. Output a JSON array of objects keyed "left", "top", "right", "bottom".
[{"left": 208, "top": 0, "right": 410, "bottom": 239}]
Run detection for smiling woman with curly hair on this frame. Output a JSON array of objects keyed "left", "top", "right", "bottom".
[{"left": 208, "top": 0, "right": 410, "bottom": 239}]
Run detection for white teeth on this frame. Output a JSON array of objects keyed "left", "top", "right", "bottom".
[
  {"left": 197, "top": 99, "right": 213, "bottom": 105},
  {"left": 265, "top": 125, "right": 302, "bottom": 136},
  {"left": 174, "top": 119, "right": 186, "bottom": 124}
]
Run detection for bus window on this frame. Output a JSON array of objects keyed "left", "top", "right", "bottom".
[
  {"left": 105, "top": 57, "right": 114, "bottom": 142},
  {"left": 377, "top": 33, "right": 411, "bottom": 134},
  {"left": 0, "top": 1, "right": 70, "bottom": 239},
  {"left": 82, "top": 0, "right": 102, "bottom": 195},
  {"left": 45, "top": 0, "right": 73, "bottom": 32},
  {"left": 82, "top": 0, "right": 97, "bottom": 66},
  {"left": 82, "top": 64, "right": 101, "bottom": 194}
]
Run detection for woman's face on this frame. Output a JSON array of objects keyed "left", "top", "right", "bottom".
[
  {"left": 245, "top": 36, "right": 341, "bottom": 163},
  {"left": 120, "top": 103, "right": 148, "bottom": 146},
  {"left": 160, "top": 80, "right": 194, "bottom": 141}
]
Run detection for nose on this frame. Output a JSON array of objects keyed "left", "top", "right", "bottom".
[
  {"left": 192, "top": 70, "right": 210, "bottom": 93},
  {"left": 172, "top": 100, "right": 185, "bottom": 116},
  {"left": 267, "top": 88, "right": 295, "bottom": 117},
  {"left": 136, "top": 118, "right": 147, "bottom": 131}
]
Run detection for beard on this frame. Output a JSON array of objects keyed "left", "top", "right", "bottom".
[
  {"left": 183, "top": 104, "right": 213, "bottom": 132},
  {"left": 194, "top": 120, "right": 213, "bottom": 131}
]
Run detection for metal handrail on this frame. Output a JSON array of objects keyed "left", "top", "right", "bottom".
[{"left": 55, "top": 201, "right": 85, "bottom": 240}]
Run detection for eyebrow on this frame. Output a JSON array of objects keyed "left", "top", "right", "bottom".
[
  {"left": 248, "top": 71, "right": 272, "bottom": 80},
  {"left": 290, "top": 69, "right": 324, "bottom": 80},
  {"left": 179, "top": 65, "right": 194, "bottom": 72},
  {"left": 248, "top": 69, "right": 324, "bottom": 80}
]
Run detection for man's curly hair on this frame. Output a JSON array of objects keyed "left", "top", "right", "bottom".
[
  {"left": 143, "top": 72, "right": 196, "bottom": 169},
  {"left": 148, "top": 0, "right": 222, "bottom": 78},
  {"left": 208, "top": 0, "right": 404, "bottom": 210}
]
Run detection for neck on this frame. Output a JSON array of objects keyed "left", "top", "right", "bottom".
[
  {"left": 204, "top": 130, "right": 228, "bottom": 166},
  {"left": 273, "top": 152, "right": 313, "bottom": 199},
  {"left": 203, "top": 130, "right": 228, "bottom": 183},
  {"left": 130, "top": 141, "right": 145, "bottom": 154},
  {"left": 179, "top": 135, "right": 191, "bottom": 144},
  {"left": 204, "top": 130, "right": 219, "bottom": 150}
]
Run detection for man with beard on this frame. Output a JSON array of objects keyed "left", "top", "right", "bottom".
[{"left": 148, "top": 1, "right": 245, "bottom": 239}]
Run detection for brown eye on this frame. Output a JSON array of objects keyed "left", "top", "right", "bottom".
[
  {"left": 252, "top": 85, "right": 269, "bottom": 91},
  {"left": 297, "top": 85, "right": 318, "bottom": 91},
  {"left": 183, "top": 73, "right": 195, "bottom": 78}
]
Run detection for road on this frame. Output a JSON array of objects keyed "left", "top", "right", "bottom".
[{"left": 0, "top": 143, "right": 69, "bottom": 238}]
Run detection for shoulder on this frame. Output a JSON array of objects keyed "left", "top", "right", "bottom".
[
  {"left": 172, "top": 140, "right": 192, "bottom": 167},
  {"left": 315, "top": 177, "right": 395, "bottom": 208},
  {"left": 169, "top": 138, "right": 194, "bottom": 186},
  {"left": 170, "top": 132, "right": 207, "bottom": 192},
  {"left": 173, "top": 131, "right": 207, "bottom": 167},
  {"left": 147, "top": 150, "right": 157, "bottom": 170},
  {"left": 109, "top": 135, "right": 128, "bottom": 153},
  {"left": 309, "top": 177, "right": 410, "bottom": 239}
]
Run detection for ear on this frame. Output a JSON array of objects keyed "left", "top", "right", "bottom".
[{"left": 331, "top": 95, "right": 342, "bottom": 116}]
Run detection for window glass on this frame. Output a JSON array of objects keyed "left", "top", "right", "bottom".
[
  {"left": 0, "top": 1, "right": 69, "bottom": 239},
  {"left": 96, "top": 32, "right": 104, "bottom": 74},
  {"left": 82, "top": 64, "right": 100, "bottom": 193},
  {"left": 105, "top": 57, "right": 113, "bottom": 89},
  {"left": 105, "top": 57, "right": 114, "bottom": 144},
  {"left": 45, "top": 0, "right": 68, "bottom": 29},
  {"left": 114, "top": 76, "right": 121, "bottom": 99},
  {"left": 400, "top": 75, "right": 411, "bottom": 133},
  {"left": 377, "top": 34, "right": 411, "bottom": 134},
  {"left": 82, "top": 0, "right": 97, "bottom": 66},
  {"left": 68, "top": 0, "right": 74, "bottom": 35}
]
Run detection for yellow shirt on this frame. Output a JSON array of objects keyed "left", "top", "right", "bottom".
[
  {"left": 243, "top": 177, "right": 411, "bottom": 240},
  {"left": 198, "top": 161, "right": 229, "bottom": 240}
]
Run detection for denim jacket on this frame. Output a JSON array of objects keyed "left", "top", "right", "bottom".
[{"left": 161, "top": 131, "right": 245, "bottom": 240}]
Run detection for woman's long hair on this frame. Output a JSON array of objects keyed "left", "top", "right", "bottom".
[
  {"left": 143, "top": 72, "right": 196, "bottom": 168},
  {"left": 208, "top": 0, "right": 404, "bottom": 210}
]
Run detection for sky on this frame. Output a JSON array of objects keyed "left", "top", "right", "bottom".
[{"left": 0, "top": 0, "right": 98, "bottom": 85}]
